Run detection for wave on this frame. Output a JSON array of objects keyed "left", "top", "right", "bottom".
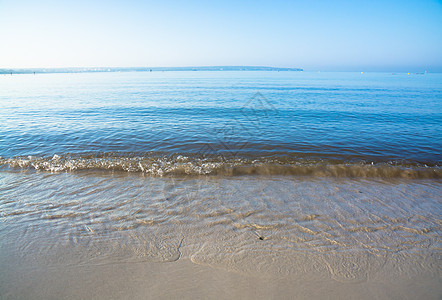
[{"left": 1, "top": 152, "right": 440, "bottom": 179}]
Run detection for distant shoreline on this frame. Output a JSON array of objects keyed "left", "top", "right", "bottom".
[{"left": 0, "top": 66, "right": 303, "bottom": 74}]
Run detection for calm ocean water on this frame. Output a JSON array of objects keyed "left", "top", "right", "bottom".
[{"left": 1, "top": 71, "right": 441, "bottom": 177}]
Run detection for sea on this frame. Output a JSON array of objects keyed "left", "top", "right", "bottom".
[
  {"left": 0, "top": 71, "right": 441, "bottom": 297},
  {"left": 0, "top": 71, "right": 440, "bottom": 176}
]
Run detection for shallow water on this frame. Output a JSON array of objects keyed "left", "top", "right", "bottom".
[{"left": 1, "top": 171, "right": 440, "bottom": 272}]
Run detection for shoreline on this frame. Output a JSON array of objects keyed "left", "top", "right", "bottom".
[
  {"left": 1, "top": 255, "right": 440, "bottom": 300},
  {"left": 1, "top": 172, "right": 441, "bottom": 299}
]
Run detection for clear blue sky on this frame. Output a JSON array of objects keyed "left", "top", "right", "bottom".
[{"left": 0, "top": 0, "right": 441, "bottom": 71}]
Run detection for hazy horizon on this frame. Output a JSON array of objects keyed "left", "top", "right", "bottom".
[
  {"left": 1, "top": 0, "right": 441, "bottom": 72},
  {"left": 1, "top": 66, "right": 440, "bottom": 73}
]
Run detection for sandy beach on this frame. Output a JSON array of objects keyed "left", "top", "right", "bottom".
[
  {"left": 1, "top": 171, "right": 440, "bottom": 299},
  {"left": 1, "top": 252, "right": 440, "bottom": 299}
]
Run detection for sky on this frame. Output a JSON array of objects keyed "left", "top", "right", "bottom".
[{"left": 0, "top": 0, "right": 441, "bottom": 71}]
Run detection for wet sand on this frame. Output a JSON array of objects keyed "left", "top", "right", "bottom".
[
  {"left": 0, "top": 171, "right": 441, "bottom": 299},
  {"left": 1, "top": 254, "right": 440, "bottom": 300}
]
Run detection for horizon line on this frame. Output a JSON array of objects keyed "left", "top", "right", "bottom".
[{"left": 0, "top": 66, "right": 439, "bottom": 74}]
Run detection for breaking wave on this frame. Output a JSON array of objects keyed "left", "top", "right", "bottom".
[{"left": 0, "top": 152, "right": 440, "bottom": 178}]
